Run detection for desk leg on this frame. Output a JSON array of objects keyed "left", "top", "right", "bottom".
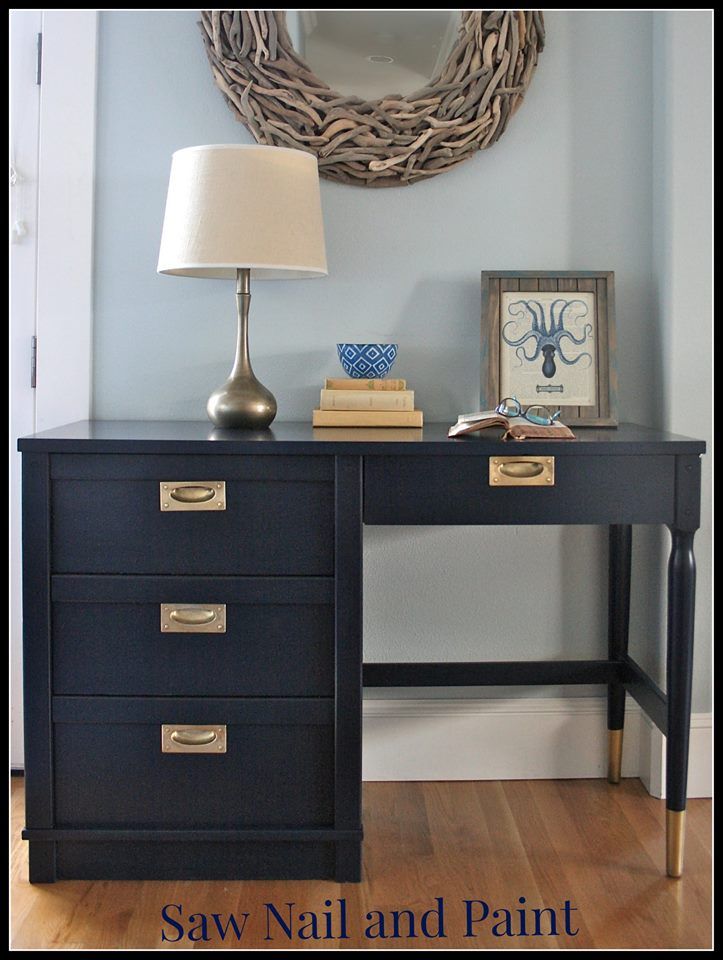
[
  {"left": 333, "top": 456, "right": 363, "bottom": 882},
  {"left": 665, "top": 526, "right": 696, "bottom": 878},
  {"left": 607, "top": 524, "right": 632, "bottom": 784}
]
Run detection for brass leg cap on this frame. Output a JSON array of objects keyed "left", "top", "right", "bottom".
[
  {"left": 607, "top": 728, "right": 623, "bottom": 784},
  {"left": 666, "top": 809, "right": 685, "bottom": 878}
]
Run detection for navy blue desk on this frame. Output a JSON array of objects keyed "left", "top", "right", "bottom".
[{"left": 19, "top": 421, "right": 704, "bottom": 880}]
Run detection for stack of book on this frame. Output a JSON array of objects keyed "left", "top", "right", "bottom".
[{"left": 312, "top": 377, "right": 423, "bottom": 427}]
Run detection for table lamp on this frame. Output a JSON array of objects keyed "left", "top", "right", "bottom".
[{"left": 157, "top": 144, "right": 327, "bottom": 428}]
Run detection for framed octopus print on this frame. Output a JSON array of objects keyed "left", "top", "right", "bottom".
[{"left": 480, "top": 271, "right": 618, "bottom": 426}]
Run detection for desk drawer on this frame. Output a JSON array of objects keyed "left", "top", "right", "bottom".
[
  {"left": 50, "top": 454, "right": 334, "bottom": 575},
  {"left": 364, "top": 454, "right": 675, "bottom": 525},
  {"left": 52, "top": 588, "right": 334, "bottom": 697},
  {"left": 53, "top": 697, "right": 334, "bottom": 829}
]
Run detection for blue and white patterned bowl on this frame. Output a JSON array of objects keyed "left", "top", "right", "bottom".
[{"left": 336, "top": 343, "right": 398, "bottom": 379}]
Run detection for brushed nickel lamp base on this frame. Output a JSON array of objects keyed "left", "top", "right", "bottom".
[{"left": 206, "top": 268, "right": 277, "bottom": 429}]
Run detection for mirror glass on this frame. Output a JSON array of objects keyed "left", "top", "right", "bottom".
[{"left": 290, "top": 10, "right": 461, "bottom": 101}]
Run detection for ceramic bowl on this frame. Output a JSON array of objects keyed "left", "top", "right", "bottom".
[{"left": 336, "top": 343, "right": 398, "bottom": 379}]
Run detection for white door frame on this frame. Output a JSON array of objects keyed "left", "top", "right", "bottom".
[
  {"left": 10, "top": 9, "right": 98, "bottom": 768},
  {"left": 35, "top": 9, "right": 98, "bottom": 430},
  {"left": 10, "top": 8, "right": 41, "bottom": 772}
]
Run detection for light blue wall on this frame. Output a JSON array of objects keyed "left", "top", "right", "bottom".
[
  {"left": 646, "top": 11, "right": 712, "bottom": 710},
  {"left": 92, "top": 11, "right": 710, "bottom": 710}
]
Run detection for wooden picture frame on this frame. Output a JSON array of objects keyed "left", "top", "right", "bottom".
[{"left": 481, "top": 271, "right": 618, "bottom": 427}]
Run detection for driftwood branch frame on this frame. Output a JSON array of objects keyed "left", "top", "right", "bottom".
[{"left": 199, "top": 10, "right": 545, "bottom": 187}]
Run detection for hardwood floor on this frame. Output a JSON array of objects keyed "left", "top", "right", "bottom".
[{"left": 11, "top": 776, "right": 711, "bottom": 949}]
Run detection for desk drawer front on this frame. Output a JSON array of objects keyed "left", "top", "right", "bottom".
[
  {"left": 52, "top": 597, "right": 334, "bottom": 697},
  {"left": 364, "top": 455, "right": 675, "bottom": 525},
  {"left": 50, "top": 454, "right": 334, "bottom": 575},
  {"left": 53, "top": 697, "right": 334, "bottom": 829}
]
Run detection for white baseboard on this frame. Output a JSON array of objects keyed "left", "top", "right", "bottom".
[
  {"left": 638, "top": 711, "right": 712, "bottom": 799},
  {"left": 362, "top": 696, "right": 712, "bottom": 798}
]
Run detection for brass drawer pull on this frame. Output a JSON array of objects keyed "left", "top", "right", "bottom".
[
  {"left": 160, "top": 604, "right": 226, "bottom": 633},
  {"left": 160, "top": 481, "right": 226, "bottom": 511},
  {"left": 501, "top": 461, "right": 543, "bottom": 479},
  {"left": 172, "top": 729, "right": 216, "bottom": 746},
  {"left": 171, "top": 486, "right": 215, "bottom": 503},
  {"left": 162, "top": 725, "right": 227, "bottom": 753},
  {"left": 171, "top": 608, "right": 216, "bottom": 626},
  {"left": 489, "top": 456, "right": 555, "bottom": 486}
]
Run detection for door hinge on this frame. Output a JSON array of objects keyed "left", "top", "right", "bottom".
[
  {"left": 36, "top": 33, "right": 42, "bottom": 85},
  {"left": 31, "top": 336, "right": 37, "bottom": 388}
]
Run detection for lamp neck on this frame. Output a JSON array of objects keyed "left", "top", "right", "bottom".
[
  {"left": 231, "top": 268, "right": 253, "bottom": 378},
  {"left": 236, "top": 267, "right": 251, "bottom": 297}
]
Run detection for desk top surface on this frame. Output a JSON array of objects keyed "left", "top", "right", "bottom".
[{"left": 18, "top": 421, "right": 706, "bottom": 456}]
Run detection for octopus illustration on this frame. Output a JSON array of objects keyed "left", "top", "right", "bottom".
[{"left": 501, "top": 298, "right": 593, "bottom": 379}]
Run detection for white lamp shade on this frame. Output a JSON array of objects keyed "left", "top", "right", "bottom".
[{"left": 157, "top": 144, "right": 327, "bottom": 280}]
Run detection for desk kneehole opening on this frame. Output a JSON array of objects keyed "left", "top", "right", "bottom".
[{"left": 489, "top": 456, "right": 555, "bottom": 486}]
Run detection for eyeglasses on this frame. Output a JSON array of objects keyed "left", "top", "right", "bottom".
[{"left": 495, "top": 397, "right": 561, "bottom": 426}]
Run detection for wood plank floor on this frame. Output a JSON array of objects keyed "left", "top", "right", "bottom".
[{"left": 11, "top": 776, "right": 711, "bottom": 949}]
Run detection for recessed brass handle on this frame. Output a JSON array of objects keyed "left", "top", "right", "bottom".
[
  {"left": 160, "top": 604, "right": 226, "bottom": 633},
  {"left": 500, "top": 461, "right": 544, "bottom": 479},
  {"left": 489, "top": 456, "right": 555, "bottom": 486},
  {"left": 170, "top": 608, "right": 216, "bottom": 626},
  {"left": 171, "top": 729, "right": 216, "bottom": 746},
  {"left": 171, "top": 485, "right": 215, "bottom": 503},
  {"left": 162, "top": 724, "right": 227, "bottom": 754},
  {"left": 160, "top": 481, "right": 226, "bottom": 511}
]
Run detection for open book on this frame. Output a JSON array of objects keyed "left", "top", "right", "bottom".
[{"left": 448, "top": 410, "right": 576, "bottom": 440}]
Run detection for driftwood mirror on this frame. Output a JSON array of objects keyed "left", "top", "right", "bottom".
[{"left": 200, "top": 10, "right": 545, "bottom": 187}]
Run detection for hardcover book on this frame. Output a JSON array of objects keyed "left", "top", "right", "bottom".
[
  {"left": 448, "top": 410, "right": 575, "bottom": 440},
  {"left": 324, "top": 378, "right": 407, "bottom": 391},
  {"left": 320, "top": 389, "right": 414, "bottom": 411},
  {"left": 313, "top": 409, "right": 423, "bottom": 428}
]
